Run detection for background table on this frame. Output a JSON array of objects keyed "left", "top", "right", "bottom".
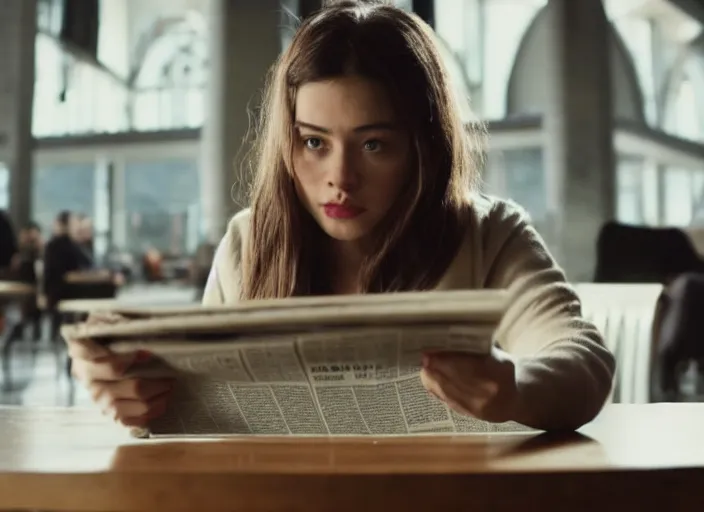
[
  {"left": 0, "top": 403, "right": 702, "bottom": 511},
  {"left": 0, "top": 281, "right": 34, "bottom": 298}
]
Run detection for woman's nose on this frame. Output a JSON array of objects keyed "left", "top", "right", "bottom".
[{"left": 327, "top": 147, "right": 360, "bottom": 191}]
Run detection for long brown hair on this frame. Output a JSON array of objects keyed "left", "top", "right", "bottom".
[{"left": 242, "top": 0, "right": 485, "bottom": 299}]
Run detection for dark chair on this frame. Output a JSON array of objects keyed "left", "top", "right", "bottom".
[
  {"left": 650, "top": 274, "right": 704, "bottom": 401},
  {"left": 594, "top": 222, "right": 704, "bottom": 402},
  {"left": 594, "top": 221, "right": 704, "bottom": 284}
]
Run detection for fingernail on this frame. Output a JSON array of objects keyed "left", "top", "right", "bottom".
[
  {"left": 134, "top": 350, "right": 153, "bottom": 363},
  {"left": 422, "top": 354, "right": 431, "bottom": 369}
]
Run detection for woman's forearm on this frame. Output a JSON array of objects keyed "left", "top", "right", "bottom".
[{"left": 512, "top": 344, "right": 615, "bottom": 431}]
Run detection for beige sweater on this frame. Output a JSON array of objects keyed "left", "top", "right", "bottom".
[{"left": 203, "top": 194, "right": 615, "bottom": 431}]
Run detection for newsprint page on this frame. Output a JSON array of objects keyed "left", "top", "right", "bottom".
[{"left": 63, "top": 290, "right": 535, "bottom": 437}]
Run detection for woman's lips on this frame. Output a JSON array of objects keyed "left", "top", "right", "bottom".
[{"left": 322, "top": 203, "right": 366, "bottom": 219}]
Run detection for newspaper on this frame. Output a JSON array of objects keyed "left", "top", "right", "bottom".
[{"left": 62, "top": 290, "right": 534, "bottom": 437}]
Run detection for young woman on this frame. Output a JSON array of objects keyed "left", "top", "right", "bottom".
[{"left": 69, "top": 0, "right": 615, "bottom": 432}]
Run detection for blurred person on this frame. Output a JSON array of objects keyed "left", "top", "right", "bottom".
[
  {"left": 43, "top": 211, "right": 94, "bottom": 338},
  {"left": 8, "top": 221, "right": 44, "bottom": 340},
  {"left": 0, "top": 209, "right": 18, "bottom": 275},
  {"left": 75, "top": 214, "right": 95, "bottom": 261},
  {"left": 68, "top": 1, "right": 614, "bottom": 432},
  {"left": 11, "top": 221, "right": 44, "bottom": 282}
]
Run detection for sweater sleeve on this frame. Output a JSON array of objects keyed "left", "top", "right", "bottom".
[{"left": 483, "top": 203, "right": 615, "bottom": 431}]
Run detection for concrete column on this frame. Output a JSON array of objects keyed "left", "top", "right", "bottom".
[
  {"left": 0, "top": 0, "right": 37, "bottom": 228},
  {"left": 543, "top": 0, "right": 615, "bottom": 281},
  {"left": 199, "top": 0, "right": 282, "bottom": 243}
]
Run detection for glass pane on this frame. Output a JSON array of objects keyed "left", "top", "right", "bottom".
[
  {"left": 663, "top": 167, "right": 693, "bottom": 226},
  {"left": 691, "top": 171, "right": 704, "bottom": 225},
  {"left": 32, "top": 163, "right": 96, "bottom": 233},
  {"left": 616, "top": 155, "right": 644, "bottom": 225},
  {"left": 0, "top": 163, "right": 9, "bottom": 210},
  {"left": 665, "top": 77, "right": 702, "bottom": 142},
  {"left": 124, "top": 160, "right": 200, "bottom": 256},
  {"left": 434, "top": 0, "right": 546, "bottom": 119},
  {"left": 485, "top": 147, "right": 546, "bottom": 221},
  {"left": 33, "top": 34, "right": 130, "bottom": 137}
]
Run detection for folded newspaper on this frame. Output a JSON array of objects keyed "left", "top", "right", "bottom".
[{"left": 62, "top": 289, "right": 535, "bottom": 437}]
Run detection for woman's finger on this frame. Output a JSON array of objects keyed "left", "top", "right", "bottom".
[
  {"left": 71, "top": 352, "right": 139, "bottom": 382},
  {"left": 420, "top": 368, "right": 479, "bottom": 417},
  {"left": 118, "top": 399, "right": 169, "bottom": 428},
  {"left": 90, "top": 377, "right": 173, "bottom": 403},
  {"left": 66, "top": 337, "right": 111, "bottom": 361},
  {"left": 102, "top": 393, "right": 171, "bottom": 427}
]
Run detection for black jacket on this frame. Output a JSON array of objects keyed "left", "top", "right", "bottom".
[
  {"left": 0, "top": 210, "right": 17, "bottom": 269},
  {"left": 43, "top": 234, "right": 93, "bottom": 305}
]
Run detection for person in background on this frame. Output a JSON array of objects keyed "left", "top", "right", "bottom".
[
  {"left": 75, "top": 214, "right": 95, "bottom": 262},
  {"left": 12, "top": 221, "right": 43, "bottom": 281},
  {"left": 9, "top": 221, "right": 44, "bottom": 340},
  {"left": 43, "top": 211, "right": 93, "bottom": 338},
  {"left": 0, "top": 210, "right": 18, "bottom": 276},
  {"left": 68, "top": 1, "right": 615, "bottom": 432}
]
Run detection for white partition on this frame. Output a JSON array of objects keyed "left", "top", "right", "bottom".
[{"left": 574, "top": 283, "right": 663, "bottom": 404}]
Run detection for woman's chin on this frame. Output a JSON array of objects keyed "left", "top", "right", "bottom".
[{"left": 319, "top": 220, "right": 370, "bottom": 242}]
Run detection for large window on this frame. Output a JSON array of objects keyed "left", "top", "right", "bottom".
[
  {"left": 0, "top": 163, "right": 9, "bottom": 211},
  {"left": 665, "top": 74, "right": 704, "bottom": 142},
  {"left": 484, "top": 147, "right": 546, "bottom": 222},
  {"left": 124, "top": 159, "right": 200, "bottom": 255},
  {"left": 33, "top": 12, "right": 206, "bottom": 136},
  {"left": 32, "top": 163, "right": 96, "bottom": 233},
  {"left": 434, "top": 0, "right": 546, "bottom": 120},
  {"left": 131, "top": 17, "right": 207, "bottom": 131},
  {"left": 33, "top": 34, "right": 130, "bottom": 137},
  {"left": 616, "top": 155, "right": 645, "bottom": 225}
]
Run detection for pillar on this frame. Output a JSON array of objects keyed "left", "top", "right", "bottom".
[
  {"left": 0, "top": 0, "right": 37, "bottom": 228},
  {"left": 199, "top": 0, "right": 282, "bottom": 243},
  {"left": 543, "top": 0, "right": 615, "bottom": 281}
]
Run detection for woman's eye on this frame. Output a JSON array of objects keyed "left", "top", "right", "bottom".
[
  {"left": 304, "top": 137, "right": 323, "bottom": 150},
  {"left": 363, "top": 140, "right": 382, "bottom": 152}
]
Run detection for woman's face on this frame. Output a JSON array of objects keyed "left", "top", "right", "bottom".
[{"left": 292, "top": 75, "right": 412, "bottom": 244}]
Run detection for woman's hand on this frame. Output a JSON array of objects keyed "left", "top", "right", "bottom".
[
  {"left": 420, "top": 346, "right": 521, "bottom": 424},
  {"left": 68, "top": 337, "right": 173, "bottom": 427}
]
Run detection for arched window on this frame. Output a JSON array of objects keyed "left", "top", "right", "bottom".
[
  {"left": 664, "top": 53, "right": 704, "bottom": 142},
  {"left": 131, "top": 13, "right": 207, "bottom": 132},
  {"left": 435, "top": 0, "right": 547, "bottom": 120}
]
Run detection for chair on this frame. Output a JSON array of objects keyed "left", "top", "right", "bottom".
[
  {"left": 594, "top": 221, "right": 704, "bottom": 284},
  {"left": 649, "top": 274, "right": 704, "bottom": 402}
]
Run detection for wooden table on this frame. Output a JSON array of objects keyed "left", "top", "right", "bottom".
[
  {"left": 58, "top": 297, "right": 124, "bottom": 314},
  {"left": 0, "top": 281, "right": 34, "bottom": 298},
  {"left": 0, "top": 403, "right": 702, "bottom": 511}
]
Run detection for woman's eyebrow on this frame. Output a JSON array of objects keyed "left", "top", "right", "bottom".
[
  {"left": 294, "top": 120, "right": 398, "bottom": 133},
  {"left": 295, "top": 121, "right": 330, "bottom": 133}
]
